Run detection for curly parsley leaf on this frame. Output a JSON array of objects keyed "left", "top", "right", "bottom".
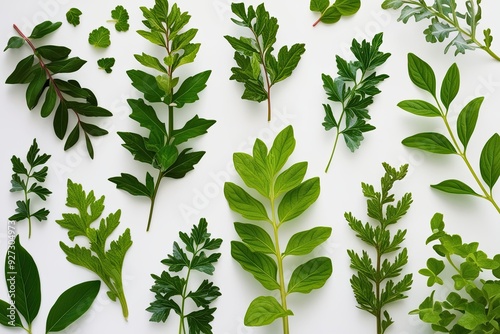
[
  {"left": 147, "top": 218, "right": 222, "bottom": 333},
  {"left": 56, "top": 180, "right": 132, "bottom": 320},
  {"left": 97, "top": 57, "right": 115, "bottom": 73},
  {"left": 66, "top": 8, "right": 82, "bottom": 27},
  {"left": 111, "top": 5, "right": 129, "bottom": 32},
  {"left": 88, "top": 26, "right": 111, "bottom": 48}
]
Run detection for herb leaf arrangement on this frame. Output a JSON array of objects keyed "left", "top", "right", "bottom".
[
  {"left": 109, "top": 0, "right": 215, "bottom": 232},
  {"left": 9, "top": 139, "right": 51, "bottom": 238},
  {"left": 0, "top": 236, "right": 100, "bottom": 334},
  {"left": 400, "top": 53, "right": 500, "bottom": 214},
  {"left": 4, "top": 21, "right": 112, "bottom": 158},
  {"left": 347, "top": 163, "right": 413, "bottom": 334},
  {"left": 310, "top": 0, "right": 361, "bottom": 27},
  {"left": 224, "top": 125, "right": 332, "bottom": 333},
  {"left": 411, "top": 213, "right": 500, "bottom": 332},
  {"left": 56, "top": 179, "right": 132, "bottom": 320},
  {"left": 322, "top": 32, "right": 391, "bottom": 172},
  {"left": 224, "top": 3, "right": 306, "bottom": 121},
  {"left": 147, "top": 218, "right": 222, "bottom": 334},
  {"left": 382, "top": 0, "right": 500, "bottom": 61}
]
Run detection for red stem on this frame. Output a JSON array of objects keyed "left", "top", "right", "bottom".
[{"left": 312, "top": 16, "right": 322, "bottom": 27}]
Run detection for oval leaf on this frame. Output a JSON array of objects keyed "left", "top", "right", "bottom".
[
  {"left": 457, "top": 97, "right": 483, "bottom": 150},
  {"left": 310, "top": 0, "right": 329, "bottom": 12},
  {"left": 440, "top": 63, "right": 460, "bottom": 109},
  {"left": 29, "top": 21, "right": 62, "bottom": 39},
  {"left": 335, "top": 0, "right": 361, "bottom": 16},
  {"left": 64, "top": 124, "right": 80, "bottom": 151},
  {"left": 407, "top": 53, "right": 436, "bottom": 96},
  {"left": 320, "top": 6, "right": 341, "bottom": 24},
  {"left": 431, "top": 180, "right": 480, "bottom": 196},
  {"left": 244, "top": 296, "right": 293, "bottom": 326},
  {"left": 36, "top": 45, "right": 71, "bottom": 62},
  {"left": 53, "top": 102, "right": 69, "bottom": 140},
  {"left": 480, "top": 133, "right": 500, "bottom": 189},
  {"left": 278, "top": 177, "right": 320, "bottom": 223},
  {"left": 26, "top": 67, "right": 47, "bottom": 110},
  {"left": 233, "top": 153, "right": 269, "bottom": 198},
  {"left": 0, "top": 299, "right": 22, "bottom": 327},
  {"left": 274, "top": 162, "right": 308, "bottom": 197},
  {"left": 224, "top": 182, "right": 269, "bottom": 222},
  {"left": 402, "top": 132, "right": 457, "bottom": 154},
  {"left": 284, "top": 227, "right": 332, "bottom": 256},
  {"left": 268, "top": 125, "right": 296, "bottom": 175},
  {"left": 46, "top": 280, "right": 101, "bottom": 333},
  {"left": 397, "top": 100, "right": 441, "bottom": 117},
  {"left": 230, "top": 241, "right": 279, "bottom": 290},
  {"left": 41, "top": 84, "right": 57, "bottom": 118},
  {"left": 287, "top": 257, "right": 333, "bottom": 294},
  {"left": 234, "top": 223, "right": 275, "bottom": 254}
]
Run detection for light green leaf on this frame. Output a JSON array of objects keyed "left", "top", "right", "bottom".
[
  {"left": 233, "top": 153, "right": 269, "bottom": 198},
  {"left": 310, "top": 0, "right": 329, "bottom": 12},
  {"left": 397, "top": 100, "right": 441, "bottom": 117},
  {"left": 402, "top": 132, "right": 457, "bottom": 154},
  {"left": 268, "top": 125, "right": 296, "bottom": 176},
  {"left": 319, "top": 6, "right": 341, "bottom": 24},
  {"left": 479, "top": 133, "right": 500, "bottom": 189},
  {"left": 431, "top": 180, "right": 480, "bottom": 196},
  {"left": 335, "top": 0, "right": 361, "bottom": 16},
  {"left": 134, "top": 53, "right": 168, "bottom": 74},
  {"left": 155, "top": 145, "right": 178, "bottom": 172},
  {"left": 407, "top": 53, "right": 436, "bottom": 96},
  {"left": 234, "top": 222, "right": 275, "bottom": 254},
  {"left": 287, "top": 257, "right": 333, "bottom": 294},
  {"left": 88, "top": 26, "right": 111, "bottom": 48},
  {"left": 457, "top": 302, "right": 488, "bottom": 329},
  {"left": 274, "top": 162, "right": 308, "bottom": 197},
  {"left": 278, "top": 178, "right": 320, "bottom": 223},
  {"left": 457, "top": 97, "right": 483, "bottom": 150},
  {"left": 224, "top": 182, "right": 269, "bottom": 222},
  {"left": 111, "top": 5, "right": 129, "bottom": 32},
  {"left": 284, "top": 227, "right": 332, "bottom": 256},
  {"left": 440, "top": 63, "right": 460, "bottom": 110},
  {"left": 244, "top": 296, "right": 293, "bottom": 326}
]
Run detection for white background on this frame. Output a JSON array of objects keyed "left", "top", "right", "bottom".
[{"left": 1, "top": 0, "right": 500, "bottom": 333}]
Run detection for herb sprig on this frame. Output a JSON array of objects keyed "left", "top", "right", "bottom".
[
  {"left": 109, "top": 0, "right": 215, "bottom": 232},
  {"left": 9, "top": 139, "right": 51, "bottom": 238},
  {"left": 411, "top": 213, "right": 500, "bottom": 332},
  {"left": 56, "top": 180, "right": 132, "bottom": 320},
  {"left": 147, "top": 218, "right": 222, "bottom": 334},
  {"left": 322, "top": 33, "right": 391, "bottom": 172},
  {"left": 225, "top": 3, "right": 306, "bottom": 121},
  {"left": 4, "top": 21, "right": 112, "bottom": 158},
  {"left": 382, "top": 0, "right": 500, "bottom": 61},
  {"left": 310, "top": 0, "right": 361, "bottom": 27},
  {"left": 347, "top": 163, "right": 413, "bottom": 334},
  {"left": 224, "top": 125, "right": 332, "bottom": 334},
  {"left": 400, "top": 53, "right": 500, "bottom": 214}
]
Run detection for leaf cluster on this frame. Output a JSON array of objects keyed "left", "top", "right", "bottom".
[
  {"left": 411, "top": 213, "right": 500, "bottom": 333},
  {"left": 224, "top": 125, "right": 332, "bottom": 329},
  {"left": 109, "top": 0, "right": 215, "bottom": 231},
  {"left": 322, "top": 33, "right": 390, "bottom": 172},
  {"left": 347, "top": 163, "right": 413, "bottom": 334},
  {"left": 310, "top": 0, "right": 361, "bottom": 26},
  {"left": 382, "top": 0, "right": 499, "bottom": 60},
  {"left": 400, "top": 53, "right": 500, "bottom": 213},
  {"left": 147, "top": 218, "right": 222, "bottom": 334},
  {"left": 9, "top": 139, "right": 51, "bottom": 238},
  {"left": 0, "top": 236, "right": 100, "bottom": 333},
  {"left": 4, "top": 21, "right": 112, "bottom": 158},
  {"left": 224, "top": 2, "right": 306, "bottom": 121},
  {"left": 56, "top": 180, "right": 132, "bottom": 319}
]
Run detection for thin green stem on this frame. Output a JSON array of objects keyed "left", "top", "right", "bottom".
[
  {"left": 251, "top": 28, "right": 273, "bottom": 121},
  {"left": 375, "top": 246, "right": 382, "bottom": 334},
  {"left": 25, "top": 167, "right": 33, "bottom": 239},
  {"left": 325, "top": 129, "right": 341, "bottom": 173},
  {"left": 146, "top": 171, "right": 164, "bottom": 232},
  {"left": 179, "top": 267, "right": 192, "bottom": 334},
  {"left": 116, "top": 288, "right": 129, "bottom": 320}
]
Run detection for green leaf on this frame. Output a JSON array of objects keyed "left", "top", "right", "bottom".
[
  {"left": 440, "top": 63, "right": 460, "bottom": 110},
  {"left": 457, "top": 97, "right": 483, "bottom": 150},
  {"left": 36, "top": 45, "right": 71, "bottom": 62},
  {"left": 127, "top": 70, "right": 165, "bottom": 103},
  {"left": 479, "top": 133, "right": 500, "bottom": 189},
  {"left": 407, "top": 53, "right": 436, "bottom": 96},
  {"left": 268, "top": 125, "right": 296, "bottom": 175},
  {"left": 288, "top": 257, "right": 333, "bottom": 294},
  {"left": 45, "top": 281, "right": 100, "bottom": 333},
  {"left": 88, "top": 26, "right": 111, "bottom": 48},
  {"left": 319, "top": 6, "right": 341, "bottom": 24},
  {"left": 97, "top": 58, "right": 115, "bottom": 73},
  {"left": 171, "top": 115, "right": 216, "bottom": 145},
  {"left": 117, "top": 132, "right": 155, "bottom": 164},
  {"left": 278, "top": 178, "right": 320, "bottom": 223},
  {"left": 109, "top": 173, "right": 153, "bottom": 198},
  {"left": 284, "top": 227, "right": 332, "bottom": 256},
  {"left": 53, "top": 102, "right": 68, "bottom": 139},
  {"left": 310, "top": 0, "right": 329, "bottom": 12},
  {"left": 41, "top": 84, "right": 57, "bottom": 117},
  {"left": 45, "top": 57, "right": 86, "bottom": 74},
  {"left": 431, "top": 180, "right": 480, "bottom": 196},
  {"left": 134, "top": 53, "right": 168, "bottom": 74},
  {"left": 397, "top": 100, "right": 441, "bottom": 117},
  {"left": 402, "top": 132, "right": 457, "bottom": 154},
  {"left": 231, "top": 241, "right": 279, "bottom": 290},
  {"left": 5, "top": 236, "right": 41, "bottom": 326},
  {"left": 322, "top": 104, "right": 338, "bottom": 130},
  {"left": 4, "top": 36, "right": 24, "bottom": 51},
  {"left": 26, "top": 67, "right": 47, "bottom": 110},
  {"left": 224, "top": 182, "right": 269, "bottom": 222},
  {"left": 457, "top": 302, "right": 488, "bottom": 329},
  {"left": 0, "top": 299, "right": 22, "bottom": 327},
  {"left": 224, "top": 36, "right": 258, "bottom": 56},
  {"left": 128, "top": 98, "right": 167, "bottom": 136},
  {"left": 244, "top": 296, "right": 293, "bottom": 326},
  {"left": 66, "top": 8, "right": 82, "bottom": 26},
  {"left": 172, "top": 70, "right": 211, "bottom": 108},
  {"left": 163, "top": 149, "right": 205, "bottom": 179},
  {"left": 269, "top": 44, "right": 306, "bottom": 85},
  {"left": 155, "top": 145, "right": 178, "bottom": 171},
  {"left": 335, "top": 0, "right": 361, "bottom": 16},
  {"left": 274, "top": 162, "right": 308, "bottom": 197},
  {"left": 111, "top": 5, "right": 129, "bottom": 32},
  {"left": 64, "top": 124, "right": 80, "bottom": 151},
  {"left": 5, "top": 55, "right": 35, "bottom": 84},
  {"left": 234, "top": 222, "right": 275, "bottom": 254},
  {"left": 66, "top": 102, "right": 112, "bottom": 117},
  {"left": 29, "top": 21, "right": 62, "bottom": 39}
]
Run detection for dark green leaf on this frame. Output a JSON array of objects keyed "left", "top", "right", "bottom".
[
  {"left": 45, "top": 281, "right": 100, "bottom": 333},
  {"left": 163, "top": 149, "right": 205, "bottom": 179},
  {"left": 284, "top": 227, "right": 332, "bottom": 256},
  {"left": 407, "top": 53, "right": 436, "bottom": 96},
  {"left": 26, "top": 67, "right": 47, "bottom": 110},
  {"left": 155, "top": 145, "right": 178, "bottom": 171},
  {"left": 278, "top": 178, "right": 320, "bottom": 223},
  {"left": 224, "top": 36, "right": 258, "bottom": 56},
  {"left": 186, "top": 308, "right": 217, "bottom": 333},
  {"left": 269, "top": 44, "right": 306, "bottom": 85},
  {"left": 45, "top": 57, "right": 86, "bottom": 74},
  {"left": 431, "top": 180, "right": 480, "bottom": 196},
  {"left": 66, "top": 101, "right": 112, "bottom": 117},
  {"left": 479, "top": 133, "right": 500, "bottom": 189},
  {"left": 4, "top": 36, "right": 24, "bottom": 51},
  {"left": 41, "top": 84, "right": 57, "bottom": 118},
  {"left": 29, "top": 21, "right": 62, "bottom": 39},
  {"left": 402, "top": 132, "right": 457, "bottom": 154},
  {"left": 127, "top": 70, "right": 165, "bottom": 103},
  {"left": 5, "top": 55, "right": 35, "bottom": 84},
  {"left": 66, "top": 8, "right": 82, "bottom": 26},
  {"left": 287, "top": 257, "right": 333, "bottom": 294},
  {"left": 80, "top": 122, "right": 108, "bottom": 137},
  {"left": 172, "top": 70, "right": 211, "bottom": 108},
  {"left": 128, "top": 98, "right": 166, "bottom": 135},
  {"left": 397, "top": 100, "right": 441, "bottom": 117},
  {"left": 53, "top": 102, "right": 69, "bottom": 139},
  {"left": 0, "top": 299, "right": 22, "bottom": 327},
  {"left": 36, "top": 45, "right": 71, "bottom": 61},
  {"left": 117, "top": 132, "right": 155, "bottom": 164},
  {"left": 64, "top": 124, "right": 80, "bottom": 151},
  {"left": 111, "top": 5, "right": 129, "bottom": 32},
  {"left": 322, "top": 104, "right": 338, "bottom": 130},
  {"left": 97, "top": 58, "right": 115, "bottom": 73},
  {"left": 440, "top": 63, "right": 460, "bottom": 110},
  {"left": 109, "top": 173, "right": 153, "bottom": 198},
  {"left": 244, "top": 296, "right": 292, "bottom": 326},
  {"left": 171, "top": 115, "right": 216, "bottom": 145},
  {"left": 457, "top": 97, "right": 483, "bottom": 150},
  {"left": 88, "top": 26, "right": 111, "bottom": 48}
]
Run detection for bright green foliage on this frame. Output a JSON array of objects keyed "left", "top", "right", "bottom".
[
  {"left": 347, "top": 163, "right": 413, "bottom": 334},
  {"left": 224, "top": 125, "right": 332, "bottom": 334},
  {"left": 411, "top": 213, "right": 500, "bottom": 333},
  {"left": 0, "top": 236, "right": 100, "bottom": 333},
  {"left": 66, "top": 8, "right": 82, "bottom": 26},
  {"left": 110, "top": 5, "right": 129, "bottom": 32},
  {"left": 311, "top": 0, "right": 361, "bottom": 26},
  {"left": 400, "top": 53, "right": 500, "bottom": 214},
  {"left": 56, "top": 180, "right": 132, "bottom": 320},
  {"left": 9, "top": 139, "right": 51, "bottom": 238},
  {"left": 109, "top": 0, "right": 215, "bottom": 232},
  {"left": 147, "top": 218, "right": 222, "bottom": 334},
  {"left": 97, "top": 57, "right": 115, "bottom": 73},
  {"left": 88, "top": 26, "right": 111, "bottom": 48},
  {"left": 4, "top": 22, "right": 112, "bottom": 158},
  {"left": 322, "top": 33, "right": 390, "bottom": 172},
  {"left": 225, "top": 3, "right": 306, "bottom": 121},
  {"left": 382, "top": 0, "right": 500, "bottom": 61}
]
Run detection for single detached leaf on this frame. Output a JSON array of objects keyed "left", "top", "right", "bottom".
[
  {"left": 97, "top": 58, "right": 115, "bottom": 73},
  {"left": 284, "top": 227, "right": 332, "bottom": 256},
  {"left": 407, "top": 53, "right": 436, "bottom": 96},
  {"left": 66, "top": 8, "right": 82, "bottom": 26},
  {"left": 244, "top": 296, "right": 293, "bottom": 326},
  {"left": 440, "top": 63, "right": 460, "bottom": 110},
  {"left": 111, "top": 5, "right": 129, "bottom": 32},
  {"left": 45, "top": 280, "right": 101, "bottom": 333},
  {"left": 457, "top": 97, "right": 483, "bottom": 150},
  {"left": 88, "top": 26, "right": 111, "bottom": 48},
  {"left": 479, "top": 133, "right": 500, "bottom": 189},
  {"left": 402, "top": 132, "right": 457, "bottom": 154},
  {"left": 287, "top": 257, "right": 333, "bottom": 294},
  {"left": 431, "top": 180, "right": 480, "bottom": 196}
]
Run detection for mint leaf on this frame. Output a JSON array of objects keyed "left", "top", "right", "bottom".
[
  {"left": 66, "top": 8, "right": 82, "bottom": 26},
  {"left": 111, "top": 5, "right": 129, "bottom": 32},
  {"left": 88, "top": 26, "right": 111, "bottom": 48},
  {"left": 97, "top": 57, "right": 115, "bottom": 73}
]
